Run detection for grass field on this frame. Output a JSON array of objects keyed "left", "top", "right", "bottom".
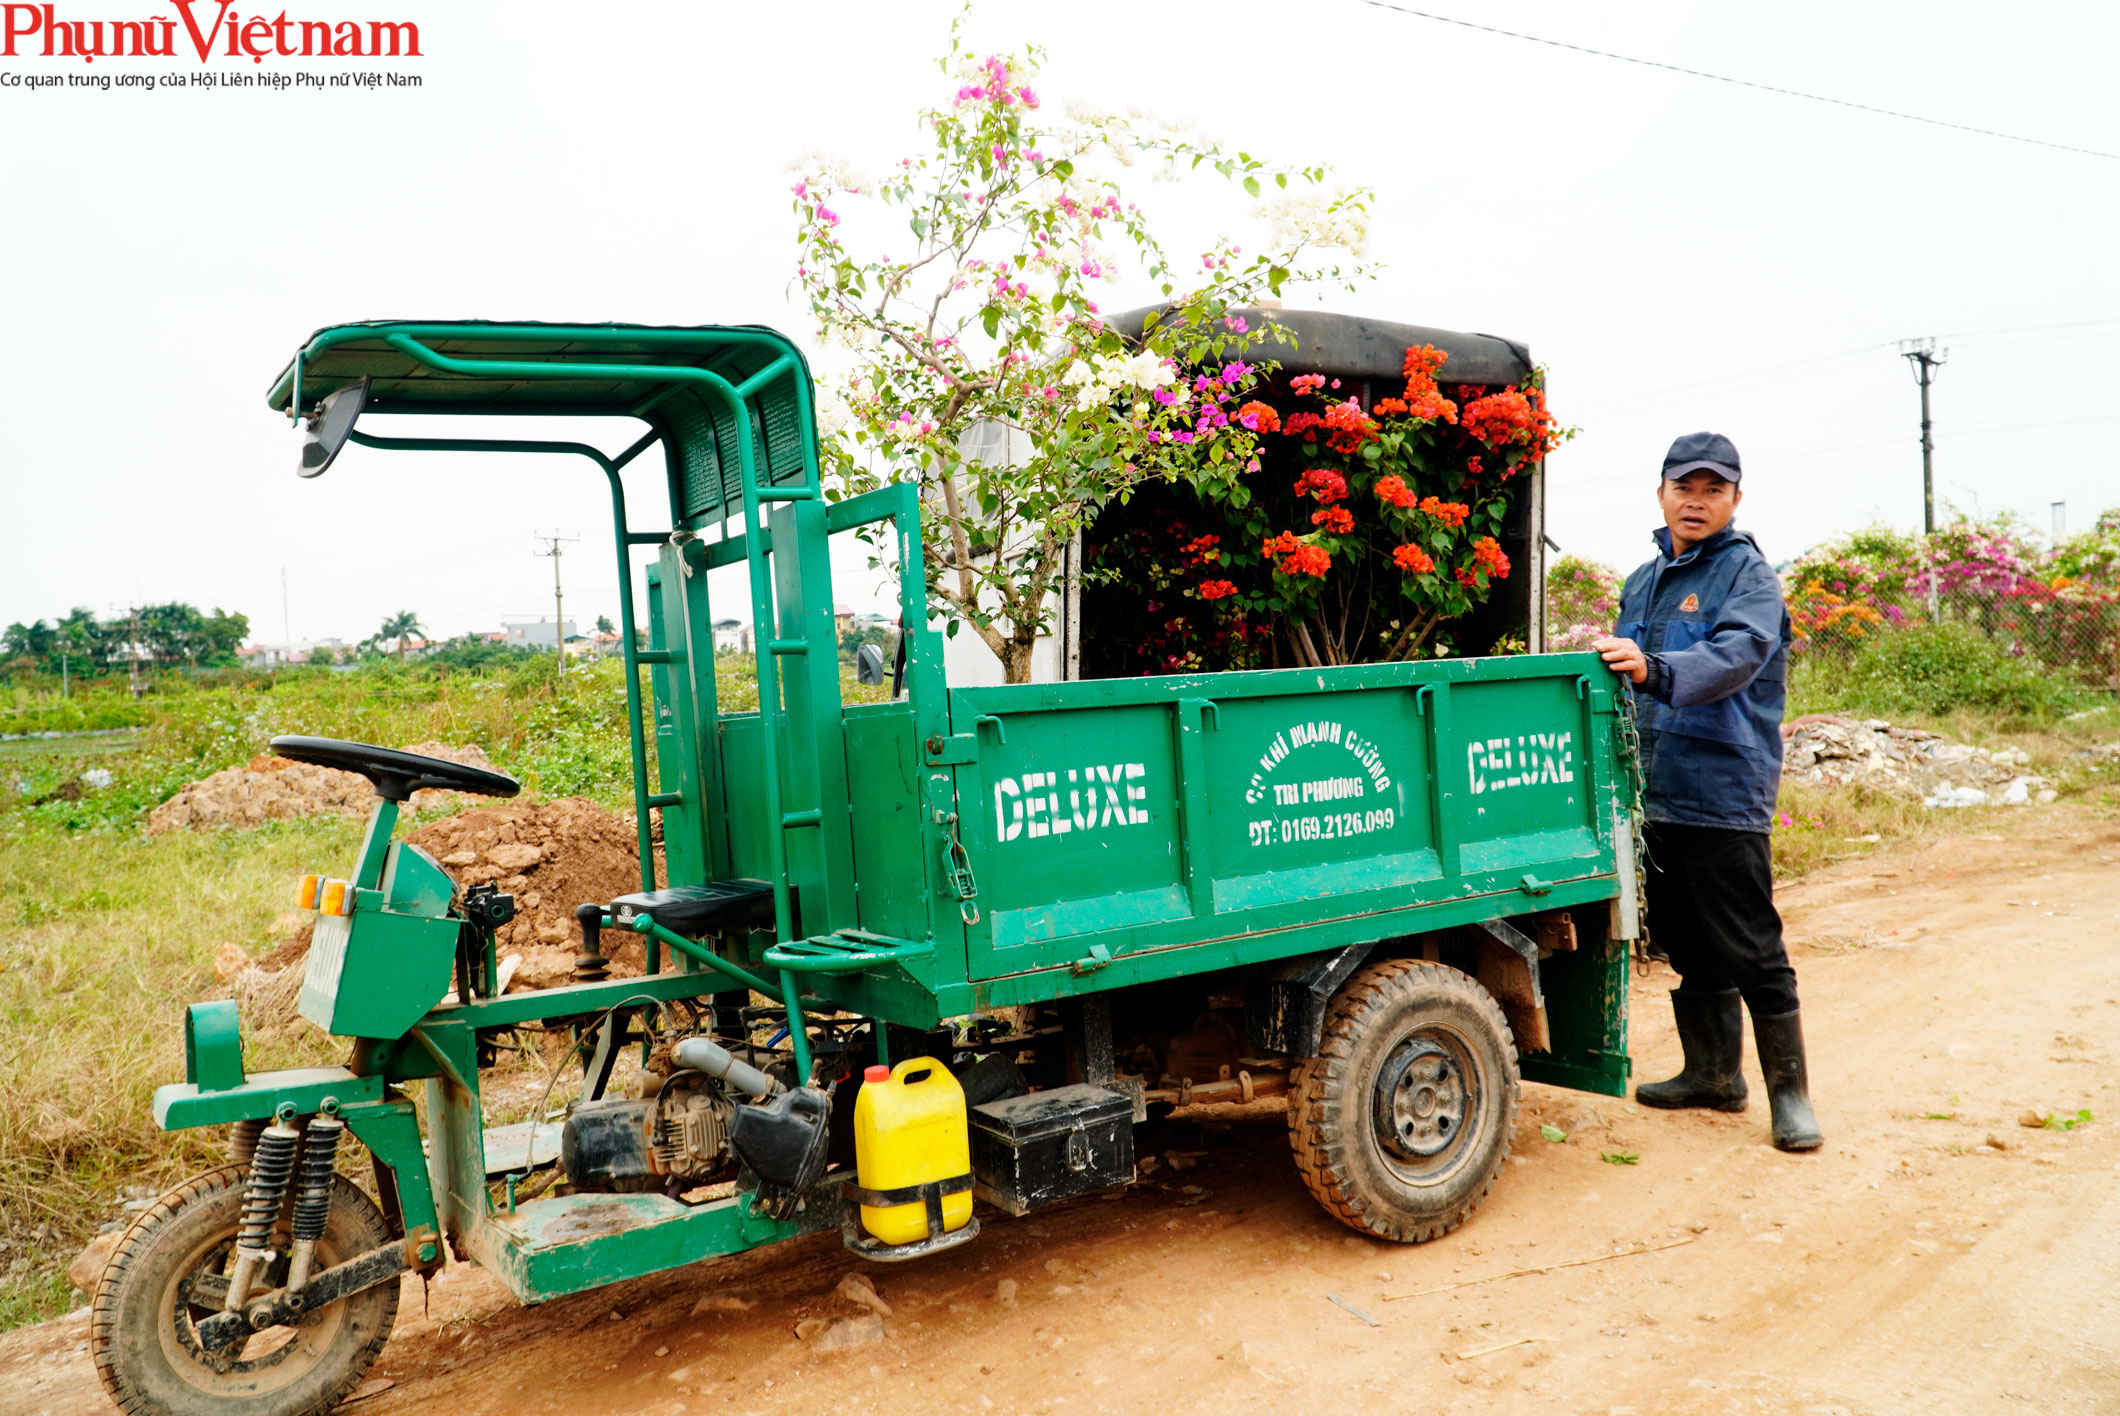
[{"left": 0, "top": 654, "right": 2112, "bottom": 1330}]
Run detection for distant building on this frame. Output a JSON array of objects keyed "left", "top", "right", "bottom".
[
  {"left": 712, "top": 618, "right": 751, "bottom": 654},
  {"left": 503, "top": 618, "right": 575, "bottom": 650},
  {"left": 238, "top": 638, "right": 347, "bottom": 667}
]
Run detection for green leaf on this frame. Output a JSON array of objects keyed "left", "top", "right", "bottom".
[
  {"left": 1242, "top": 175, "right": 1260, "bottom": 199},
  {"left": 1599, "top": 1151, "right": 1640, "bottom": 1165},
  {"left": 983, "top": 306, "right": 1001, "bottom": 339},
  {"left": 1539, "top": 1124, "right": 1567, "bottom": 1143}
]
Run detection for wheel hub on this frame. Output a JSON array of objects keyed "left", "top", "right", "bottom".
[{"left": 1373, "top": 1037, "right": 1469, "bottom": 1162}]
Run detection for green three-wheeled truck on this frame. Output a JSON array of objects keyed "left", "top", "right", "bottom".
[{"left": 90, "top": 321, "right": 1641, "bottom": 1416}]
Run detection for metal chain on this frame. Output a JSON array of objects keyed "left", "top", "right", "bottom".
[{"left": 1613, "top": 686, "right": 1655, "bottom": 976}]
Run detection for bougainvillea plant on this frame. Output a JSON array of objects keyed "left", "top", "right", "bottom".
[
  {"left": 1152, "top": 344, "right": 1566, "bottom": 666},
  {"left": 791, "top": 17, "right": 1370, "bottom": 681}
]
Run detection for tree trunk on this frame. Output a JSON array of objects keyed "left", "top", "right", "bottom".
[{"left": 1002, "top": 632, "right": 1038, "bottom": 684}]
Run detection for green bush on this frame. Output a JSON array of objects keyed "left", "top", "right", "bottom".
[{"left": 1830, "top": 621, "right": 2087, "bottom": 720}]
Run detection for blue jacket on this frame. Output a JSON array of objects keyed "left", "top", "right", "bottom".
[{"left": 1614, "top": 524, "right": 1791, "bottom": 833}]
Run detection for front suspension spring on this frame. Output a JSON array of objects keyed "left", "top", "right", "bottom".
[
  {"left": 291, "top": 1116, "right": 344, "bottom": 1243},
  {"left": 228, "top": 1118, "right": 266, "bottom": 1169},
  {"left": 237, "top": 1121, "right": 300, "bottom": 1255}
]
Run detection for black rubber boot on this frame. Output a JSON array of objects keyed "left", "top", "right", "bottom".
[
  {"left": 1751, "top": 1009, "right": 1824, "bottom": 1151},
  {"left": 1635, "top": 989, "right": 1748, "bottom": 1112}
]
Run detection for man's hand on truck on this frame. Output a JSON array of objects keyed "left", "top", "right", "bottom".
[{"left": 1593, "top": 635, "right": 1649, "bottom": 685}]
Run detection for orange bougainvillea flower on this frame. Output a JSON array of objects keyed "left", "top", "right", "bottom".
[
  {"left": 1392, "top": 543, "right": 1435, "bottom": 574},
  {"left": 1471, "top": 535, "right": 1511, "bottom": 579},
  {"left": 1261, "top": 530, "right": 1302, "bottom": 558},
  {"left": 1462, "top": 388, "right": 1534, "bottom": 446},
  {"left": 1311, "top": 505, "right": 1355, "bottom": 534},
  {"left": 1375, "top": 474, "right": 1416, "bottom": 508},
  {"left": 1180, "top": 533, "right": 1221, "bottom": 564},
  {"left": 1399, "top": 344, "right": 1459, "bottom": 423},
  {"left": 1279, "top": 544, "right": 1332, "bottom": 577},
  {"left": 1418, "top": 496, "right": 1470, "bottom": 527},
  {"left": 1455, "top": 567, "right": 1479, "bottom": 588},
  {"left": 1293, "top": 467, "right": 1348, "bottom": 503},
  {"left": 1319, "top": 397, "right": 1379, "bottom": 454},
  {"left": 1237, "top": 400, "right": 1281, "bottom": 433},
  {"left": 1197, "top": 579, "right": 1238, "bottom": 600},
  {"left": 1372, "top": 397, "right": 1409, "bottom": 417},
  {"left": 1402, "top": 344, "right": 1447, "bottom": 390}
]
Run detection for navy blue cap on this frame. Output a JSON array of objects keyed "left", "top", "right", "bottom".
[{"left": 1662, "top": 431, "right": 1741, "bottom": 483}]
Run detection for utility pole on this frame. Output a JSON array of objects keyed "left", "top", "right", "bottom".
[
  {"left": 1900, "top": 338, "right": 1947, "bottom": 622},
  {"left": 533, "top": 532, "right": 577, "bottom": 690},
  {"left": 127, "top": 604, "right": 146, "bottom": 700},
  {"left": 1899, "top": 339, "right": 1947, "bottom": 534}
]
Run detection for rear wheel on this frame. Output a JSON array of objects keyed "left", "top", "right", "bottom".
[
  {"left": 92, "top": 1163, "right": 399, "bottom": 1416},
  {"left": 1288, "top": 959, "right": 1520, "bottom": 1242}
]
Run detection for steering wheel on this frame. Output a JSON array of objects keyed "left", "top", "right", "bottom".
[{"left": 269, "top": 735, "right": 520, "bottom": 803}]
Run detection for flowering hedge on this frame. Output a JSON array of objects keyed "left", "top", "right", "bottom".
[
  {"left": 1544, "top": 554, "right": 1622, "bottom": 651},
  {"left": 1087, "top": 343, "right": 1563, "bottom": 669},
  {"left": 1781, "top": 514, "right": 2120, "bottom": 687}
]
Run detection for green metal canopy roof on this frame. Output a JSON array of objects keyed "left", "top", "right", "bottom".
[{"left": 266, "top": 321, "right": 819, "bottom": 523}]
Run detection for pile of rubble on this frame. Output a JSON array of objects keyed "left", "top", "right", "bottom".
[
  {"left": 145, "top": 741, "right": 500, "bottom": 835},
  {"left": 1780, "top": 714, "right": 2055, "bottom": 809},
  {"left": 404, "top": 798, "right": 649, "bottom": 988}
]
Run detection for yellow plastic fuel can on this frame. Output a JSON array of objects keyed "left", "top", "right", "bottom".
[{"left": 853, "top": 1057, "right": 973, "bottom": 1244}]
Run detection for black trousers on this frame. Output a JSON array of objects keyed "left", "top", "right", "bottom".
[{"left": 1641, "top": 821, "right": 1800, "bottom": 1017}]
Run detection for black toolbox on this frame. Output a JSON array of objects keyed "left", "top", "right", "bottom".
[{"left": 968, "top": 1085, "right": 1136, "bottom": 1216}]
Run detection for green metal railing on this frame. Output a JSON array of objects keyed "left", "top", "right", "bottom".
[
  {"left": 347, "top": 426, "right": 664, "bottom": 895},
  {"left": 365, "top": 332, "right": 822, "bottom": 960}
]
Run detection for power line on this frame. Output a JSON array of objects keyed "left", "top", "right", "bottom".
[{"left": 1352, "top": 2, "right": 2120, "bottom": 162}]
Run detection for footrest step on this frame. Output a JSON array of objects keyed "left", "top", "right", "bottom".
[{"left": 763, "top": 931, "right": 933, "bottom": 975}]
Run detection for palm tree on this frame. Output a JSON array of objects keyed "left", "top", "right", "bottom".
[{"left": 377, "top": 610, "right": 425, "bottom": 664}]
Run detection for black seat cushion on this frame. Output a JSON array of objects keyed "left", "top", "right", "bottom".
[{"left": 608, "top": 881, "right": 785, "bottom": 936}]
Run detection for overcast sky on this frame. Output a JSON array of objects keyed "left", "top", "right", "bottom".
[{"left": 3, "top": 0, "right": 2115, "bottom": 648}]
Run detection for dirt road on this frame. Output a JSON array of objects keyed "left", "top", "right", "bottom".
[{"left": 9, "top": 807, "right": 2117, "bottom": 1416}]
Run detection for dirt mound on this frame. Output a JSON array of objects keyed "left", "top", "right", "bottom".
[
  {"left": 229, "top": 798, "right": 651, "bottom": 1038},
  {"left": 145, "top": 741, "right": 501, "bottom": 835},
  {"left": 405, "top": 798, "right": 649, "bottom": 989},
  {"left": 1781, "top": 713, "right": 2054, "bottom": 806}
]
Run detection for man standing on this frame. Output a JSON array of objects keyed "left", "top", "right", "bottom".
[{"left": 1593, "top": 432, "right": 1822, "bottom": 1152}]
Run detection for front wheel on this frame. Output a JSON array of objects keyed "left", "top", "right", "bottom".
[
  {"left": 91, "top": 1164, "right": 399, "bottom": 1416},
  {"left": 1288, "top": 959, "right": 1520, "bottom": 1243}
]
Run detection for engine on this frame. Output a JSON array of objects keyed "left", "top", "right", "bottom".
[
  {"left": 559, "top": 1033, "right": 825, "bottom": 1200},
  {"left": 647, "top": 1071, "right": 738, "bottom": 1181}
]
